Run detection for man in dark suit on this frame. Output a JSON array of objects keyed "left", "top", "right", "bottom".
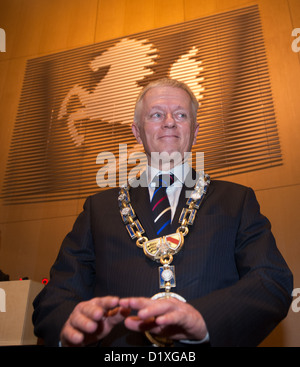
[{"left": 32, "top": 78, "right": 293, "bottom": 347}]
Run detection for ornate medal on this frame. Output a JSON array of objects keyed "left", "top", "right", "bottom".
[{"left": 118, "top": 171, "right": 210, "bottom": 346}]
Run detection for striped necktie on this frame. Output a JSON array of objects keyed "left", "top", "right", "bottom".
[{"left": 151, "top": 174, "right": 174, "bottom": 236}]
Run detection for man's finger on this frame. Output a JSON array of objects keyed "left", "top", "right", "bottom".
[
  {"left": 69, "top": 310, "right": 99, "bottom": 333},
  {"left": 121, "top": 297, "right": 183, "bottom": 320},
  {"left": 61, "top": 322, "right": 85, "bottom": 346},
  {"left": 60, "top": 296, "right": 121, "bottom": 346},
  {"left": 89, "top": 296, "right": 120, "bottom": 312},
  {"left": 119, "top": 297, "right": 152, "bottom": 310}
]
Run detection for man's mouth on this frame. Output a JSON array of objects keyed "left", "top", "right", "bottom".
[{"left": 158, "top": 135, "right": 179, "bottom": 139}]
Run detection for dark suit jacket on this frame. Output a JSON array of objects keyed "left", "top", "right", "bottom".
[{"left": 32, "top": 178, "right": 293, "bottom": 347}]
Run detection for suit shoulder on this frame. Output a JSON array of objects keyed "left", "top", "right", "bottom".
[
  {"left": 205, "top": 179, "right": 256, "bottom": 214},
  {"left": 90, "top": 187, "right": 119, "bottom": 200},
  {"left": 210, "top": 179, "right": 250, "bottom": 193},
  {"left": 83, "top": 188, "right": 120, "bottom": 209}
]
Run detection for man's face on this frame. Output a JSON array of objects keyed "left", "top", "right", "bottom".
[{"left": 132, "top": 86, "right": 199, "bottom": 168}]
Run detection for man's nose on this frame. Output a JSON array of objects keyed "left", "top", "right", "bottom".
[{"left": 163, "top": 113, "right": 176, "bottom": 126}]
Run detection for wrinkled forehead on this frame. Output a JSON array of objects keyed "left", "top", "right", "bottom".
[{"left": 141, "top": 86, "right": 192, "bottom": 110}]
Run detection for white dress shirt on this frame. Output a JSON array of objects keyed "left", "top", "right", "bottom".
[{"left": 147, "top": 162, "right": 190, "bottom": 222}]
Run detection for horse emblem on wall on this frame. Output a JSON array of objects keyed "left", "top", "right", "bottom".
[{"left": 57, "top": 38, "right": 204, "bottom": 147}]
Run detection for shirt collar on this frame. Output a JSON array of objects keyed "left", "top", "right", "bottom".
[{"left": 147, "top": 162, "right": 190, "bottom": 188}]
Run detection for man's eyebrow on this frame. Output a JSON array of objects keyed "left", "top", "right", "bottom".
[
  {"left": 149, "top": 105, "right": 188, "bottom": 110},
  {"left": 149, "top": 105, "right": 165, "bottom": 110}
]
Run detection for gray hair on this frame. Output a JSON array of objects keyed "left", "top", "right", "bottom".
[{"left": 133, "top": 78, "right": 199, "bottom": 125}]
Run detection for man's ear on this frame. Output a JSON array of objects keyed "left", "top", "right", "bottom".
[{"left": 131, "top": 123, "right": 143, "bottom": 144}]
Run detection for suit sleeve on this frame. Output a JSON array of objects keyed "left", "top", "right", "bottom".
[
  {"left": 190, "top": 187, "right": 293, "bottom": 347},
  {"left": 32, "top": 196, "right": 96, "bottom": 346}
]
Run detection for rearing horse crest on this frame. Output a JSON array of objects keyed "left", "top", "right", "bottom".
[{"left": 58, "top": 38, "right": 204, "bottom": 147}]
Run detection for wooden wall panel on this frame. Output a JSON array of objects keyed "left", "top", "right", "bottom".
[
  {"left": 0, "top": 215, "right": 78, "bottom": 282},
  {"left": 152, "top": 0, "right": 185, "bottom": 28},
  {"left": 256, "top": 0, "right": 300, "bottom": 187},
  {"left": 95, "top": 0, "right": 127, "bottom": 42},
  {"left": 0, "top": 0, "right": 98, "bottom": 60},
  {"left": 0, "top": 0, "right": 299, "bottom": 346},
  {"left": 288, "top": 0, "right": 300, "bottom": 26},
  {"left": 255, "top": 185, "right": 300, "bottom": 347}
]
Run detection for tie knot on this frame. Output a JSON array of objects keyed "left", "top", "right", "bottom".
[{"left": 153, "top": 173, "right": 175, "bottom": 188}]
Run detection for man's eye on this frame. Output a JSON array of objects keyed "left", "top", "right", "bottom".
[
  {"left": 151, "top": 112, "right": 163, "bottom": 119},
  {"left": 175, "top": 112, "right": 188, "bottom": 119}
]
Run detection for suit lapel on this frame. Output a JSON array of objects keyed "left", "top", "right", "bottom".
[
  {"left": 171, "top": 169, "right": 214, "bottom": 231},
  {"left": 130, "top": 185, "right": 158, "bottom": 240},
  {"left": 171, "top": 185, "right": 186, "bottom": 231}
]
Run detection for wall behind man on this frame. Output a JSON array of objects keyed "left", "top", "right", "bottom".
[{"left": 0, "top": 0, "right": 299, "bottom": 346}]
